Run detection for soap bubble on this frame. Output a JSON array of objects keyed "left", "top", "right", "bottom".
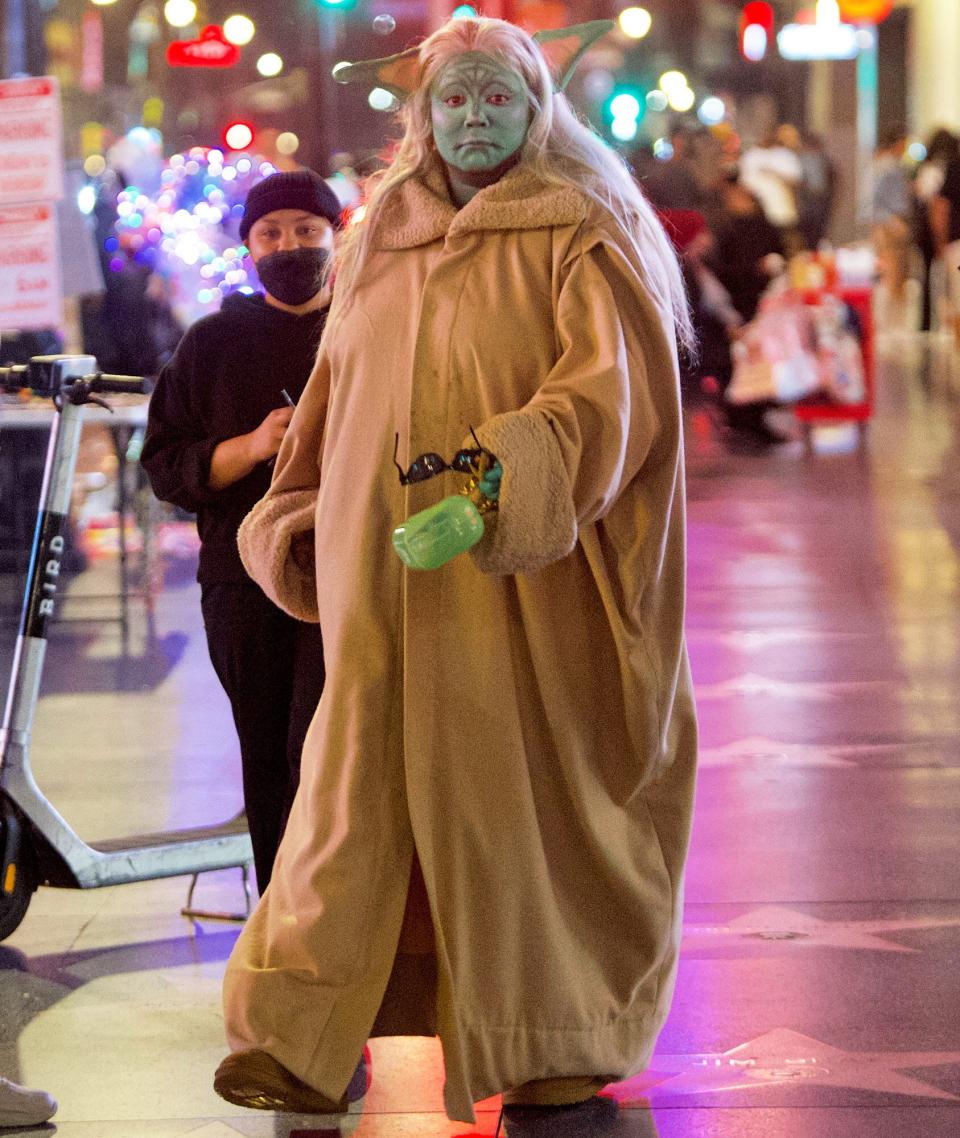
[{"left": 372, "top": 13, "right": 396, "bottom": 35}]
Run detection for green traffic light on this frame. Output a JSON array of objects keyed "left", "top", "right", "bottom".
[
  {"left": 604, "top": 87, "right": 646, "bottom": 144},
  {"left": 605, "top": 87, "right": 645, "bottom": 119},
  {"left": 609, "top": 93, "right": 642, "bottom": 121}
]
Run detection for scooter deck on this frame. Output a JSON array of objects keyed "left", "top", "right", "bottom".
[{"left": 92, "top": 812, "right": 249, "bottom": 853}]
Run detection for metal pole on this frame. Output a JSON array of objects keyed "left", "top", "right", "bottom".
[
  {"left": 2, "top": 0, "right": 28, "bottom": 77},
  {"left": 317, "top": 11, "right": 340, "bottom": 174},
  {"left": 856, "top": 24, "right": 879, "bottom": 231}
]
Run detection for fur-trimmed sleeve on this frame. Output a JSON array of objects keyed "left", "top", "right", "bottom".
[
  {"left": 236, "top": 341, "right": 331, "bottom": 620},
  {"left": 469, "top": 231, "right": 675, "bottom": 577},
  {"left": 238, "top": 491, "right": 318, "bottom": 621},
  {"left": 469, "top": 411, "right": 577, "bottom": 576}
]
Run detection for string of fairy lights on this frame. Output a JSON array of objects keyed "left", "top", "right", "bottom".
[
  {"left": 110, "top": 146, "right": 276, "bottom": 325},
  {"left": 100, "top": 138, "right": 359, "bottom": 326}
]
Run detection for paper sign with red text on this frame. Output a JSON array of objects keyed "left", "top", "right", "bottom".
[
  {"left": 0, "top": 76, "right": 64, "bottom": 206},
  {"left": 0, "top": 203, "right": 63, "bottom": 330}
]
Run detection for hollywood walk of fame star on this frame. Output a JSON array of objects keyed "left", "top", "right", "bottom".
[
  {"left": 696, "top": 736, "right": 952, "bottom": 770},
  {"left": 696, "top": 737, "right": 859, "bottom": 768},
  {"left": 609, "top": 1029, "right": 960, "bottom": 1103},
  {"left": 686, "top": 629, "right": 868, "bottom": 651},
  {"left": 681, "top": 906, "right": 960, "bottom": 953},
  {"left": 694, "top": 674, "right": 895, "bottom": 701}
]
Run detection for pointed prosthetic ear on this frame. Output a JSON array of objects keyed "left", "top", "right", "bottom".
[
  {"left": 533, "top": 20, "right": 614, "bottom": 91},
  {"left": 331, "top": 46, "right": 422, "bottom": 100}
]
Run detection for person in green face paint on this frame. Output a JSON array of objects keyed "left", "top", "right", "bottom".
[
  {"left": 430, "top": 53, "right": 532, "bottom": 205},
  {"left": 216, "top": 17, "right": 698, "bottom": 1136}
]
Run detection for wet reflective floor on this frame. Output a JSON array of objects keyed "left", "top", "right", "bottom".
[{"left": 1, "top": 335, "right": 959, "bottom": 1135}]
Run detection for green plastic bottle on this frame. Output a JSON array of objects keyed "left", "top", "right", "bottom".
[{"left": 392, "top": 495, "right": 485, "bottom": 570}]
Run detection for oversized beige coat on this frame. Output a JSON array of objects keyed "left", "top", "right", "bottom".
[{"left": 227, "top": 161, "right": 698, "bottom": 1123}]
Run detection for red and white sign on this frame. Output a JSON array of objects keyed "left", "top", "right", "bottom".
[
  {"left": 166, "top": 25, "right": 241, "bottom": 68},
  {"left": 0, "top": 77, "right": 64, "bottom": 206},
  {"left": 0, "top": 203, "right": 63, "bottom": 331}
]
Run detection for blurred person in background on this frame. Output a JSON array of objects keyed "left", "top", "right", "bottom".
[
  {"left": 870, "top": 127, "right": 919, "bottom": 335},
  {"left": 658, "top": 206, "right": 786, "bottom": 452},
  {"left": 141, "top": 169, "right": 341, "bottom": 894},
  {"left": 658, "top": 208, "right": 737, "bottom": 408},
  {"left": 931, "top": 139, "right": 960, "bottom": 344},
  {"left": 707, "top": 177, "right": 785, "bottom": 327},
  {"left": 871, "top": 126, "right": 912, "bottom": 225},
  {"left": 795, "top": 131, "right": 837, "bottom": 250},
  {"left": 642, "top": 123, "right": 722, "bottom": 212},
  {"left": 738, "top": 125, "right": 803, "bottom": 254},
  {"left": 873, "top": 216, "right": 920, "bottom": 336},
  {"left": 81, "top": 173, "right": 183, "bottom": 378},
  {"left": 704, "top": 176, "right": 791, "bottom": 448},
  {"left": 914, "top": 128, "right": 959, "bottom": 331}
]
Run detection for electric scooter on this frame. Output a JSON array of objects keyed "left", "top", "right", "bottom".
[{"left": 0, "top": 355, "right": 252, "bottom": 941}]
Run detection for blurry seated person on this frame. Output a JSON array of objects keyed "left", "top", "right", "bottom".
[
  {"left": 659, "top": 208, "right": 787, "bottom": 448},
  {"left": 706, "top": 180, "right": 790, "bottom": 446}
]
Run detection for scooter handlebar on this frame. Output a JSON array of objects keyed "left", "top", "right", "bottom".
[
  {"left": 0, "top": 359, "right": 151, "bottom": 398},
  {"left": 0, "top": 365, "right": 28, "bottom": 392},
  {"left": 87, "top": 373, "right": 153, "bottom": 396}
]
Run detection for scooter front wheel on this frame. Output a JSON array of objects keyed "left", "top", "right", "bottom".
[{"left": 0, "top": 809, "right": 37, "bottom": 942}]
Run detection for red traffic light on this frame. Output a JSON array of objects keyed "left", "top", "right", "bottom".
[
  {"left": 742, "top": 0, "right": 774, "bottom": 26},
  {"left": 739, "top": 2, "right": 774, "bottom": 61}
]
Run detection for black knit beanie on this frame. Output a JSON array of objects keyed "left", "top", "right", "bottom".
[{"left": 239, "top": 169, "right": 343, "bottom": 241}]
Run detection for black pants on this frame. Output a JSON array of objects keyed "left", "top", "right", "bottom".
[{"left": 201, "top": 581, "right": 325, "bottom": 894}]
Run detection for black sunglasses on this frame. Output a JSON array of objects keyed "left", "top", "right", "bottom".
[{"left": 393, "top": 428, "right": 494, "bottom": 486}]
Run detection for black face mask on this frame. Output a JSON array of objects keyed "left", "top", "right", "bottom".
[{"left": 255, "top": 247, "right": 329, "bottom": 307}]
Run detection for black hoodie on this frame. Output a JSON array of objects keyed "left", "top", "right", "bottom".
[{"left": 141, "top": 292, "right": 326, "bottom": 585}]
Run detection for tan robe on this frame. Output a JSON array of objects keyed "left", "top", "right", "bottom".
[{"left": 227, "top": 162, "right": 698, "bottom": 1124}]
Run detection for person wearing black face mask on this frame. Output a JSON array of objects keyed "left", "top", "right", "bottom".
[
  {"left": 141, "top": 169, "right": 342, "bottom": 893},
  {"left": 255, "top": 245, "right": 330, "bottom": 308}
]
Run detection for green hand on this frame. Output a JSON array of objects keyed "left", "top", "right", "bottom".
[{"left": 479, "top": 461, "right": 502, "bottom": 501}]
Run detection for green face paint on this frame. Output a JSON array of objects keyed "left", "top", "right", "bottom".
[{"left": 430, "top": 53, "right": 530, "bottom": 178}]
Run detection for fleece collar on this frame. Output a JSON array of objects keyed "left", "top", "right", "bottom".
[{"left": 371, "top": 157, "right": 588, "bottom": 250}]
